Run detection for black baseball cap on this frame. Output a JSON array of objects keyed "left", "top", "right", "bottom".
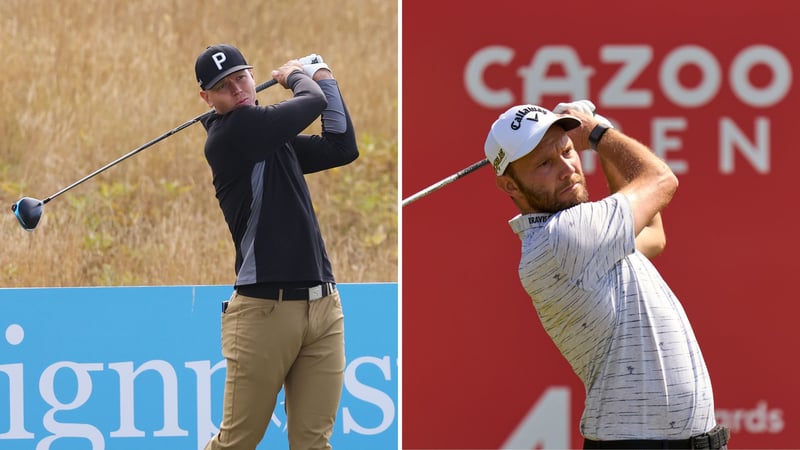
[{"left": 195, "top": 44, "right": 253, "bottom": 90}]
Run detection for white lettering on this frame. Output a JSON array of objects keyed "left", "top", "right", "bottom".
[
  {"left": 464, "top": 46, "right": 515, "bottom": 108},
  {"left": 1, "top": 325, "right": 396, "bottom": 449},
  {"left": 211, "top": 52, "right": 226, "bottom": 70},
  {"left": 465, "top": 44, "right": 792, "bottom": 109},
  {"left": 0, "top": 362, "right": 34, "bottom": 439},
  {"left": 342, "top": 356, "right": 395, "bottom": 435},
  {"left": 580, "top": 150, "right": 598, "bottom": 174},
  {"left": 717, "top": 401, "right": 784, "bottom": 434},
  {"left": 519, "top": 46, "right": 593, "bottom": 105},
  {"left": 730, "top": 45, "right": 792, "bottom": 107},
  {"left": 652, "top": 117, "right": 689, "bottom": 174},
  {"left": 185, "top": 359, "right": 226, "bottom": 450},
  {"left": 501, "top": 387, "right": 570, "bottom": 449},
  {"left": 660, "top": 45, "right": 721, "bottom": 107},
  {"left": 720, "top": 117, "right": 770, "bottom": 173},
  {"left": 600, "top": 45, "right": 653, "bottom": 107},
  {"left": 5, "top": 324, "right": 24, "bottom": 345},
  {"left": 577, "top": 117, "right": 770, "bottom": 176},
  {"left": 38, "top": 362, "right": 105, "bottom": 450},
  {"left": 108, "top": 361, "right": 188, "bottom": 438}
]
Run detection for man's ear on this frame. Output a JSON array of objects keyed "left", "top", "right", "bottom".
[
  {"left": 495, "top": 174, "right": 519, "bottom": 197},
  {"left": 199, "top": 90, "right": 212, "bottom": 108}
]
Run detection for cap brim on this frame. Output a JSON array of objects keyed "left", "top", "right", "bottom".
[
  {"left": 555, "top": 115, "right": 581, "bottom": 131},
  {"left": 203, "top": 65, "right": 253, "bottom": 90},
  {"left": 496, "top": 115, "right": 582, "bottom": 175}
]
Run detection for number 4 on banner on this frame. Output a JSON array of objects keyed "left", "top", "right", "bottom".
[{"left": 501, "top": 387, "right": 570, "bottom": 449}]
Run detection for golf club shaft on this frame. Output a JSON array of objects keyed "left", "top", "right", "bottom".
[
  {"left": 402, "top": 159, "right": 489, "bottom": 207},
  {"left": 43, "top": 79, "right": 279, "bottom": 204}
]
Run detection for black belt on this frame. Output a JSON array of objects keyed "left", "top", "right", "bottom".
[
  {"left": 584, "top": 425, "right": 730, "bottom": 449},
  {"left": 237, "top": 282, "right": 336, "bottom": 301}
]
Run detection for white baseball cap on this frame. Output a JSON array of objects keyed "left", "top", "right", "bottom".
[{"left": 484, "top": 105, "right": 581, "bottom": 175}]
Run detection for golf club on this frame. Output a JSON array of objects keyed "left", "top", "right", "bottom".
[
  {"left": 402, "top": 159, "right": 489, "bottom": 207},
  {"left": 10, "top": 60, "right": 314, "bottom": 232},
  {"left": 401, "top": 100, "right": 597, "bottom": 208}
]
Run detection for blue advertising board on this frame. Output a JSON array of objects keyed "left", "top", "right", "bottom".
[{"left": 0, "top": 283, "right": 397, "bottom": 449}]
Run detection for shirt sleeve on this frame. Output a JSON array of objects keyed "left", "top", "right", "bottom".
[
  {"left": 224, "top": 72, "right": 328, "bottom": 163},
  {"left": 546, "top": 193, "right": 636, "bottom": 289},
  {"left": 317, "top": 79, "right": 347, "bottom": 133},
  {"left": 291, "top": 79, "right": 359, "bottom": 174}
]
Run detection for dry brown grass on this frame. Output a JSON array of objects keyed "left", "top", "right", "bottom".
[{"left": 1, "top": 0, "right": 397, "bottom": 286}]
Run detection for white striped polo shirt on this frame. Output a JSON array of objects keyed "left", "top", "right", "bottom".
[{"left": 508, "top": 193, "right": 716, "bottom": 440}]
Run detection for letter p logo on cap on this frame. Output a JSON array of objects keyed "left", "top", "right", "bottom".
[
  {"left": 212, "top": 52, "right": 226, "bottom": 70},
  {"left": 195, "top": 44, "right": 253, "bottom": 90}
]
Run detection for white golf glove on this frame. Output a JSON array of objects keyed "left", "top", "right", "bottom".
[
  {"left": 297, "top": 54, "right": 330, "bottom": 78},
  {"left": 553, "top": 99, "right": 613, "bottom": 128}
]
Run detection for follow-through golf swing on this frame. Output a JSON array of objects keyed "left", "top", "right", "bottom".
[
  {"left": 406, "top": 100, "right": 730, "bottom": 447},
  {"left": 488, "top": 100, "right": 728, "bottom": 449},
  {"left": 193, "top": 44, "right": 358, "bottom": 450},
  {"left": 9, "top": 55, "right": 323, "bottom": 231}
]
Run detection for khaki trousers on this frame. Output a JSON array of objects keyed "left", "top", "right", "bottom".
[{"left": 205, "top": 290, "right": 345, "bottom": 450}]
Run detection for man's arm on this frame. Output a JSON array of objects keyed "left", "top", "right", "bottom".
[
  {"left": 292, "top": 61, "right": 359, "bottom": 173},
  {"left": 564, "top": 109, "right": 678, "bottom": 239},
  {"left": 635, "top": 214, "right": 666, "bottom": 258},
  {"left": 596, "top": 138, "right": 667, "bottom": 258}
]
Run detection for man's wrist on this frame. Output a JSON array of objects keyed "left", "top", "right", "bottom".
[
  {"left": 589, "top": 123, "right": 611, "bottom": 151},
  {"left": 313, "top": 68, "right": 334, "bottom": 81}
]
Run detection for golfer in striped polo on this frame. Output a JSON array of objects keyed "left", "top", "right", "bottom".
[{"left": 484, "top": 101, "right": 729, "bottom": 449}]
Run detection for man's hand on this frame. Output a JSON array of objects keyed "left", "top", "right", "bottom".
[
  {"left": 271, "top": 60, "right": 305, "bottom": 88},
  {"left": 553, "top": 99, "right": 596, "bottom": 116},
  {"left": 553, "top": 99, "right": 614, "bottom": 151},
  {"left": 553, "top": 100, "right": 613, "bottom": 127},
  {"left": 301, "top": 54, "right": 333, "bottom": 81},
  {"left": 297, "top": 54, "right": 322, "bottom": 65}
]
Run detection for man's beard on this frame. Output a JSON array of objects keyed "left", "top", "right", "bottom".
[{"left": 509, "top": 172, "right": 589, "bottom": 214}]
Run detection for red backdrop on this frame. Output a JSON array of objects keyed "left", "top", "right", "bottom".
[{"left": 402, "top": 1, "right": 800, "bottom": 449}]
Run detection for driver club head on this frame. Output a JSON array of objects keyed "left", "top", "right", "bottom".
[{"left": 11, "top": 197, "right": 44, "bottom": 231}]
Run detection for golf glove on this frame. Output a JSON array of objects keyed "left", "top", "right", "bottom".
[
  {"left": 297, "top": 54, "right": 330, "bottom": 78},
  {"left": 554, "top": 99, "right": 613, "bottom": 128}
]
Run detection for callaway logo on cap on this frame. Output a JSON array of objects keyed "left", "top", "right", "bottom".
[
  {"left": 484, "top": 105, "right": 581, "bottom": 175},
  {"left": 195, "top": 44, "right": 253, "bottom": 90}
]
